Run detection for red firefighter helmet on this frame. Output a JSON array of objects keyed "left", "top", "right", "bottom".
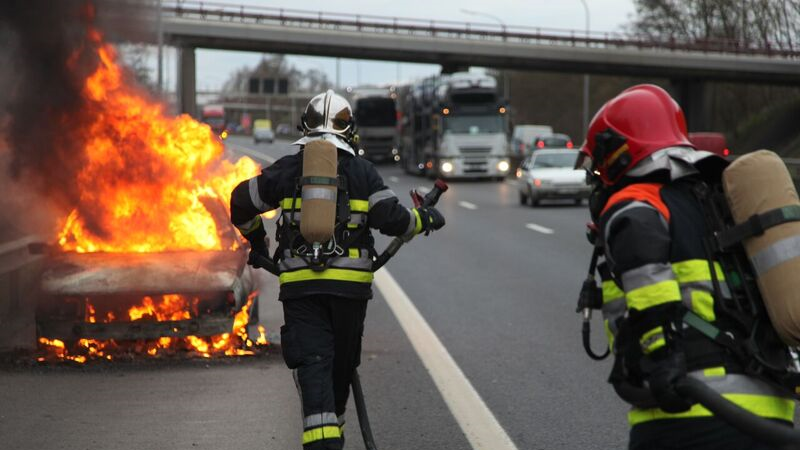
[{"left": 578, "top": 84, "right": 694, "bottom": 185}]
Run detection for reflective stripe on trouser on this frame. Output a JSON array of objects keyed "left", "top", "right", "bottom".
[
  {"left": 629, "top": 367, "right": 796, "bottom": 426},
  {"left": 283, "top": 297, "right": 368, "bottom": 449}
]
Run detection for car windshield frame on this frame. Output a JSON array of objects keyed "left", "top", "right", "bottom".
[{"left": 531, "top": 152, "right": 579, "bottom": 169}]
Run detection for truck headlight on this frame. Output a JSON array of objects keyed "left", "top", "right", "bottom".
[
  {"left": 497, "top": 160, "right": 510, "bottom": 172},
  {"left": 441, "top": 161, "right": 454, "bottom": 174}
]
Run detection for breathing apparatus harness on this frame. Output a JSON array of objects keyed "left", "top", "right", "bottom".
[
  {"left": 576, "top": 166, "right": 800, "bottom": 448},
  {"left": 275, "top": 157, "right": 370, "bottom": 273}
]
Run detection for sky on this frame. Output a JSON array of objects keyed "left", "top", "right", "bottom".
[{"left": 155, "top": 0, "right": 638, "bottom": 92}]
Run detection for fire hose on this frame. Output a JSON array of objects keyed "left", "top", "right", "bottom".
[
  {"left": 674, "top": 377, "right": 800, "bottom": 449},
  {"left": 250, "top": 179, "right": 449, "bottom": 450}
]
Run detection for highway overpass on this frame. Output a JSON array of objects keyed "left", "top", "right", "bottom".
[{"left": 159, "top": 1, "right": 800, "bottom": 129}]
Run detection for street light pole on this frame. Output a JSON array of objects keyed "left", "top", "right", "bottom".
[
  {"left": 156, "top": 0, "right": 164, "bottom": 92},
  {"left": 460, "top": 9, "right": 509, "bottom": 100},
  {"left": 578, "top": 0, "right": 590, "bottom": 137}
]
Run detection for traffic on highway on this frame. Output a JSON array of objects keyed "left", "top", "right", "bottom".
[{"left": 2, "top": 1, "right": 800, "bottom": 450}]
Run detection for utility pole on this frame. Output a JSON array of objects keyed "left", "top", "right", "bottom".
[
  {"left": 336, "top": 58, "right": 341, "bottom": 90},
  {"left": 579, "top": 0, "right": 590, "bottom": 137},
  {"left": 156, "top": 0, "right": 164, "bottom": 92}
]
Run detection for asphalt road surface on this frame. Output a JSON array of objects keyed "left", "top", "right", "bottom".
[{"left": 0, "top": 135, "right": 663, "bottom": 449}]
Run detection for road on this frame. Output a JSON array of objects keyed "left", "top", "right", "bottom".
[{"left": 0, "top": 135, "right": 628, "bottom": 450}]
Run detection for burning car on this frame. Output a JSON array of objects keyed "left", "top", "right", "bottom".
[{"left": 31, "top": 17, "right": 268, "bottom": 363}]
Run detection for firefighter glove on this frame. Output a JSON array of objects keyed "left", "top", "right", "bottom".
[
  {"left": 247, "top": 239, "right": 269, "bottom": 269},
  {"left": 416, "top": 206, "right": 445, "bottom": 235},
  {"left": 642, "top": 351, "right": 693, "bottom": 413}
]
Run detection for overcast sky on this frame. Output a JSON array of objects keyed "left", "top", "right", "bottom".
[{"left": 157, "top": 0, "right": 638, "bottom": 91}]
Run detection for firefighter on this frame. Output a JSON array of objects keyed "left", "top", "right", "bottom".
[
  {"left": 229, "top": 90, "right": 444, "bottom": 450},
  {"left": 576, "top": 84, "right": 795, "bottom": 450}
]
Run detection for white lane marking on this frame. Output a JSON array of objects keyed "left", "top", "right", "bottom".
[
  {"left": 389, "top": 176, "right": 400, "bottom": 183},
  {"left": 374, "top": 269, "right": 519, "bottom": 450},
  {"left": 227, "top": 143, "right": 276, "bottom": 164},
  {"left": 458, "top": 201, "right": 478, "bottom": 210},
  {"left": 417, "top": 186, "right": 431, "bottom": 195},
  {"left": 525, "top": 223, "right": 554, "bottom": 235}
]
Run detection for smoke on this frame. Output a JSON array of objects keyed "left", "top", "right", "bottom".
[{"left": 0, "top": 0, "right": 149, "bottom": 240}]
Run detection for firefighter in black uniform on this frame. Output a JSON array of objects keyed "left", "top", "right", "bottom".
[
  {"left": 576, "top": 84, "right": 794, "bottom": 450},
  {"left": 230, "top": 90, "right": 444, "bottom": 449}
]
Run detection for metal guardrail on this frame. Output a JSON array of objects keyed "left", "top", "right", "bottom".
[
  {"left": 0, "top": 236, "right": 43, "bottom": 350},
  {"left": 162, "top": 0, "right": 800, "bottom": 59}
]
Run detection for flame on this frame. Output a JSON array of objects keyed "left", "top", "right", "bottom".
[
  {"left": 36, "top": 25, "right": 274, "bottom": 363},
  {"left": 38, "top": 292, "right": 267, "bottom": 363},
  {"left": 55, "top": 29, "right": 261, "bottom": 253}
]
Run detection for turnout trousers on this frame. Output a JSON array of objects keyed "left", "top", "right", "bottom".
[{"left": 280, "top": 294, "right": 368, "bottom": 450}]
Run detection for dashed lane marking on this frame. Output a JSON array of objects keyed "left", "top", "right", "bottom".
[
  {"left": 458, "top": 201, "right": 478, "bottom": 210},
  {"left": 374, "top": 269, "right": 520, "bottom": 450},
  {"left": 525, "top": 223, "right": 554, "bottom": 234},
  {"left": 226, "top": 143, "right": 276, "bottom": 165},
  {"left": 389, "top": 176, "right": 400, "bottom": 183}
]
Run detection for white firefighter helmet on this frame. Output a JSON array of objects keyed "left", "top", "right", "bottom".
[{"left": 293, "top": 90, "right": 355, "bottom": 155}]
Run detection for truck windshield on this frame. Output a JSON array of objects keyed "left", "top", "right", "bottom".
[
  {"left": 443, "top": 115, "right": 504, "bottom": 134},
  {"left": 355, "top": 98, "right": 396, "bottom": 127}
]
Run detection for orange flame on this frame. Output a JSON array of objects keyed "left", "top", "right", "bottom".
[
  {"left": 38, "top": 292, "right": 267, "bottom": 363},
  {"left": 36, "top": 25, "right": 272, "bottom": 363},
  {"left": 55, "top": 29, "right": 260, "bottom": 253}
]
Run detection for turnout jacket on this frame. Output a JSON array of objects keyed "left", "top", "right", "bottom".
[
  {"left": 598, "top": 177, "right": 795, "bottom": 427},
  {"left": 230, "top": 149, "right": 421, "bottom": 301}
]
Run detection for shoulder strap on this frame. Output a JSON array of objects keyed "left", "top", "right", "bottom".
[{"left": 601, "top": 183, "right": 670, "bottom": 222}]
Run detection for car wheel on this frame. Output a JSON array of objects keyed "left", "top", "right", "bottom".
[
  {"left": 519, "top": 191, "right": 528, "bottom": 205},
  {"left": 574, "top": 198, "right": 583, "bottom": 206},
  {"left": 530, "top": 197, "right": 540, "bottom": 207}
]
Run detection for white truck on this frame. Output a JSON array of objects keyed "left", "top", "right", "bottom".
[{"left": 398, "top": 72, "right": 510, "bottom": 179}]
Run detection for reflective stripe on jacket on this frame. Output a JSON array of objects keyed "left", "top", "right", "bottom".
[
  {"left": 230, "top": 149, "right": 420, "bottom": 300},
  {"left": 600, "top": 179, "right": 794, "bottom": 426}
]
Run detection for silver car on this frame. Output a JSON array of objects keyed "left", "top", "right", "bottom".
[{"left": 516, "top": 149, "right": 590, "bottom": 206}]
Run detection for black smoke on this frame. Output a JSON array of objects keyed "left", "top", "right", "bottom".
[{"left": 0, "top": 0, "right": 148, "bottom": 239}]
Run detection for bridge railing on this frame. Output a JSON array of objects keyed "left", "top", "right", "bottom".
[{"left": 162, "top": 0, "right": 800, "bottom": 59}]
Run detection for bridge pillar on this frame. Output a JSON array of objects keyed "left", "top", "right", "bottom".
[
  {"left": 669, "top": 79, "right": 712, "bottom": 132},
  {"left": 178, "top": 46, "right": 197, "bottom": 118}
]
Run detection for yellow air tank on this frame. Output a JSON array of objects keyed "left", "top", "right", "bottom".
[
  {"left": 723, "top": 150, "right": 800, "bottom": 345},
  {"left": 300, "top": 140, "right": 338, "bottom": 244}
]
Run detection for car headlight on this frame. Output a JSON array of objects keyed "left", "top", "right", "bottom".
[
  {"left": 440, "top": 161, "right": 454, "bottom": 174},
  {"left": 497, "top": 160, "right": 510, "bottom": 172}
]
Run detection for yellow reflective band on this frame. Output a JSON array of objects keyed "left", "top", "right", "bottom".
[
  {"left": 350, "top": 199, "right": 369, "bottom": 212},
  {"left": 691, "top": 290, "right": 716, "bottom": 322},
  {"left": 281, "top": 197, "right": 301, "bottom": 210},
  {"left": 626, "top": 280, "right": 681, "bottom": 311},
  {"left": 413, "top": 208, "right": 423, "bottom": 235},
  {"left": 629, "top": 394, "right": 796, "bottom": 426},
  {"left": 640, "top": 326, "right": 666, "bottom": 355},
  {"left": 602, "top": 280, "right": 624, "bottom": 303},
  {"left": 348, "top": 248, "right": 360, "bottom": 258},
  {"left": 302, "top": 426, "right": 342, "bottom": 444},
  {"left": 604, "top": 319, "right": 615, "bottom": 351},
  {"left": 280, "top": 268, "right": 374, "bottom": 284},
  {"left": 704, "top": 366, "right": 727, "bottom": 378},
  {"left": 672, "top": 259, "right": 725, "bottom": 283},
  {"left": 281, "top": 197, "right": 369, "bottom": 213}
]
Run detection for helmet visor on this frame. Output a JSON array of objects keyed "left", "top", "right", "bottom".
[
  {"left": 331, "top": 107, "right": 352, "bottom": 131},
  {"left": 304, "top": 104, "right": 325, "bottom": 130}
]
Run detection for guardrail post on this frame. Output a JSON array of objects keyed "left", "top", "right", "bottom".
[
  {"left": 357, "top": 14, "right": 361, "bottom": 31},
  {"left": 280, "top": 8, "right": 284, "bottom": 25}
]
